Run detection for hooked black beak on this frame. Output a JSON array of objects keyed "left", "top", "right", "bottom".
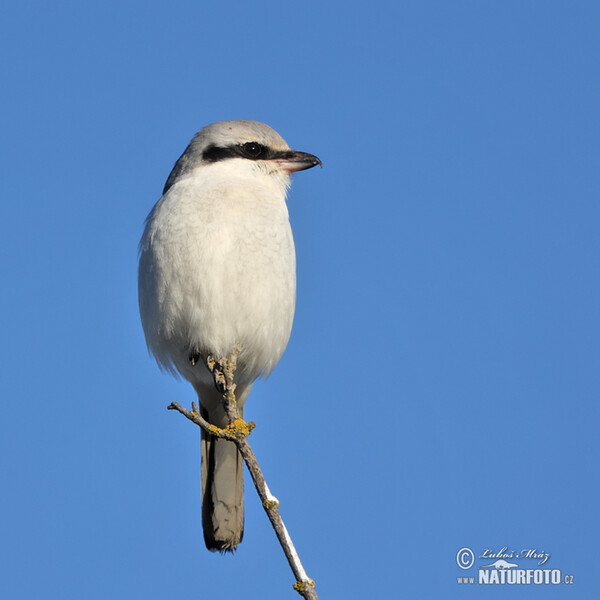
[{"left": 275, "top": 150, "right": 323, "bottom": 173}]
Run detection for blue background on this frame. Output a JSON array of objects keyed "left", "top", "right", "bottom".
[{"left": 1, "top": 1, "right": 598, "bottom": 597}]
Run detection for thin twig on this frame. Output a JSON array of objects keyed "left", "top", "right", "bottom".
[
  {"left": 167, "top": 400, "right": 255, "bottom": 440},
  {"left": 167, "top": 347, "right": 319, "bottom": 600}
]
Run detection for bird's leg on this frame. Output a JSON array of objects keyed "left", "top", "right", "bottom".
[
  {"left": 205, "top": 345, "right": 246, "bottom": 426},
  {"left": 172, "top": 348, "right": 253, "bottom": 439},
  {"left": 206, "top": 354, "right": 227, "bottom": 393}
]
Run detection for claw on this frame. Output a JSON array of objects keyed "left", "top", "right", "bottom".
[{"left": 189, "top": 349, "right": 202, "bottom": 366}]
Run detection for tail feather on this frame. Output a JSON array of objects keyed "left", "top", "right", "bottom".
[{"left": 200, "top": 405, "right": 244, "bottom": 552}]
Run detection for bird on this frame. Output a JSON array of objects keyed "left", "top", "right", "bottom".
[{"left": 138, "top": 120, "right": 321, "bottom": 552}]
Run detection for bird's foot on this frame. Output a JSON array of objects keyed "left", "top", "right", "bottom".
[
  {"left": 205, "top": 346, "right": 243, "bottom": 422},
  {"left": 206, "top": 354, "right": 228, "bottom": 393}
]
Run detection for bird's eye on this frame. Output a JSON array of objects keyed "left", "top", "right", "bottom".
[{"left": 242, "top": 142, "right": 264, "bottom": 158}]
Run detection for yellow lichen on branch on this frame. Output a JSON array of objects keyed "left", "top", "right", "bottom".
[
  {"left": 293, "top": 580, "right": 316, "bottom": 596},
  {"left": 207, "top": 418, "right": 255, "bottom": 440},
  {"left": 263, "top": 498, "right": 280, "bottom": 510}
]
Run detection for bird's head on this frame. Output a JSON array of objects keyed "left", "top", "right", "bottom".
[{"left": 163, "top": 120, "right": 322, "bottom": 194}]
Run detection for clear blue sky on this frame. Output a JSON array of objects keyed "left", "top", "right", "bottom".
[{"left": 1, "top": 1, "right": 598, "bottom": 598}]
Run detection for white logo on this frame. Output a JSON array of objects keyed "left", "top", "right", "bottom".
[
  {"left": 455, "top": 546, "right": 575, "bottom": 586},
  {"left": 456, "top": 547, "right": 475, "bottom": 570}
]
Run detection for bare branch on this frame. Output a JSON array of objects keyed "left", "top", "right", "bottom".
[
  {"left": 235, "top": 436, "right": 318, "bottom": 599},
  {"left": 168, "top": 346, "right": 319, "bottom": 600}
]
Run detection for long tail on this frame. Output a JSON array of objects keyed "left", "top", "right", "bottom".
[{"left": 200, "top": 402, "right": 244, "bottom": 552}]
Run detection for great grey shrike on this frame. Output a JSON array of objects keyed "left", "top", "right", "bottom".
[{"left": 138, "top": 120, "right": 321, "bottom": 552}]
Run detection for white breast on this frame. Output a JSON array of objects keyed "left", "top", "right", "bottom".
[{"left": 138, "top": 163, "right": 296, "bottom": 387}]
